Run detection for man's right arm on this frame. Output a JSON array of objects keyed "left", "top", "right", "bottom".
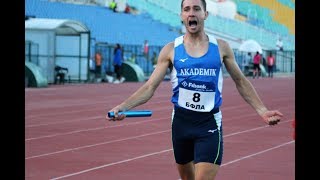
[{"left": 107, "top": 42, "right": 174, "bottom": 120}]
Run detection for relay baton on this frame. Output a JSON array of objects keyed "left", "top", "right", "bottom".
[{"left": 108, "top": 110, "right": 152, "bottom": 118}]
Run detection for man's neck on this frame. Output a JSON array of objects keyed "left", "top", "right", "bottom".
[{"left": 184, "top": 32, "right": 208, "bottom": 46}]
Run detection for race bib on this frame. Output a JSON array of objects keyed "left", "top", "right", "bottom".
[{"left": 178, "top": 79, "right": 215, "bottom": 112}]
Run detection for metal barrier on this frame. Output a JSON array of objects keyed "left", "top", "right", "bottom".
[{"left": 25, "top": 41, "right": 295, "bottom": 84}]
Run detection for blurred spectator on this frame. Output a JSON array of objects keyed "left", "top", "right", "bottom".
[
  {"left": 142, "top": 40, "right": 149, "bottom": 60},
  {"left": 262, "top": 54, "right": 267, "bottom": 69},
  {"left": 266, "top": 52, "right": 275, "bottom": 78},
  {"left": 124, "top": 3, "right": 131, "bottom": 14},
  {"left": 89, "top": 57, "right": 95, "bottom": 71},
  {"left": 276, "top": 37, "right": 283, "bottom": 51},
  {"left": 89, "top": 57, "right": 96, "bottom": 82},
  {"left": 128, "top": 53, "right": 136, "bottom": 64},
  {"left": 54, "top": 65, "right": 68, "bottom": 84},
  {"left": 242, "top": 52, "right": 251, "bottom": 74},
  {"left": 252, "top": 51, "right": 261, "bottom": 79},
  {"left": 95, "top": 51, "right": 102, "bottom": 79},
  {"left": 113, "top": 43, "right": 125, "bottom": 83},
  {"left": 109, "top": 0, "right": 117, "bottom": 12}
]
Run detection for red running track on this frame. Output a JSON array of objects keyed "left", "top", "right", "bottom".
[{"left": 25, "top": 77, "right": 295, "bottom": 180}]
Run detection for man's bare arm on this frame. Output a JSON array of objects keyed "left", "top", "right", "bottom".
[
  {"left": 218, "top": 40, "right": 276, "bottom": 116},
  {"left": 108, "top": 42, "right": 173, "bottom": 119}
]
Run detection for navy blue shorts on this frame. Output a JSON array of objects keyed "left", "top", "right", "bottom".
[{"left": 171, "top": 106, "right": 223, "bottom": 165}]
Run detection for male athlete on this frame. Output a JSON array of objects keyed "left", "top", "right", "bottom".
[{"left": 107, "top": 0, "right": 283, "bottom": 179}]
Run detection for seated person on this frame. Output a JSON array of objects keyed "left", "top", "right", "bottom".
[
  {"left": 127, "top": 53, "right": 136, "bottom": 64},
  {"left": 124, "top": 3, "right": 130, "bottom": 13},
  {"left": 54, "top": 65, "right": 68, "bottom": 84},
  {"left": 109, "top": 0, "right": 117, "bottom": 12}
]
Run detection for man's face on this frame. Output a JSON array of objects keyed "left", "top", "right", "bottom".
[{"left": 181, "top": 0, "right": 208, "bottom": 34}]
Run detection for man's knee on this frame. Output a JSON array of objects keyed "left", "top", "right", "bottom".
[
  {"left": 195, "top": 162, "right": 219, "bottom": 180},
  {"left": 176, "top": 161, "right": 195, "bottom": 180}
]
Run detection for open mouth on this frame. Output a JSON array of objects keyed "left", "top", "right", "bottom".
[{"left": 188, "top": 20, "right": 198, "bottom": 27}]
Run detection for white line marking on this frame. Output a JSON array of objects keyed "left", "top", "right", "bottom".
[
  {"left": 26, "top": 116, "right": 102, "bottom": 128},
  {"left": 26, "top": 120, "right": 291, "bottom": 160},
  {"left": 25, "top": 105, "right": 292, "bottom": 141},
  {"left": 26, "top": 117, "right": 168, "bottom": 141},
  {"left": 50, "top": 140, "right": 294, "bottom": 180},
  {"left": 26, "top": 105, "right": 292, "bottom": 140},
  {"left": 26, "top": 97, "right": 169, "bottom": 119},
  {"left": 26, "top": 129, "right": 171, "bottom": 159},
  {"left": 224, "top": 125, "right": 269, "bottom": 137},
  {"left": 50, "top": 149, "right": 173, "bottom": 180},
  {"left": 25, "top": 113, "right": 252, "bottom": 140},
  {"left": 221, "top": 140, "right": 294, "bottom": 167}
]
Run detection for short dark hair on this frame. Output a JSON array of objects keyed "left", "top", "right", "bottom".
[{"left": 181, "top": 0, "right": 207, "bottom": 11}]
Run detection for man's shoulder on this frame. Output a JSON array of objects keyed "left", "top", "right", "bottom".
[
  {"left": 173, "top": 35, "right": 184, "bottom": 46},
  {"left": 163, "top": 41, "right": 175, "bottom": 50},
  {"left": 216, "top": 39, "right": 230, "bottom": 52},
  {"left": 215, "top": 38, "right": 230, "bottom": 46}
]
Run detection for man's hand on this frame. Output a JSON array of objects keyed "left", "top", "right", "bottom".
[
  {"left": 107, "top": 106, "right": 127, "bottom": 121},
  {"left": 261, "top": 110, "right": 283, "bottom": 126}
]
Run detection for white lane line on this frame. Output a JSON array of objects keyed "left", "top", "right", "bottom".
[
  {"left": 26, "top": 104, "right": 265, "bottom": 140},
  {"left": 26, "top": 116, "right": 103, "bottom": 128},
  {"left": 26, "top": 120, "right": 291, "bottom": 160},
  {"left": 50, "top": 149, "right": 173, "bottom": 180},
  {"left": 26, "top": 107, "right": 286, "bottom": 141},
  {"left": 221, "top": 140, "right": 294, "bottom": 167},
  {"left": 176, "top": 140, "right": 294, "bottom": 180},
  {"left": 26, "top": 97, "right": 169, "bottom": 119},
  {"left": 26, "top": 129, "right": 171, "bottom": 159},
  {"left": 26, "top": 117, "right": 168, "bottom": 141},
  {"left": 50, "top": 141, "right": 294, "bottom": 180},
  {"left": 26, "top": 113, "right": 255, "bottom": 141},
  {"left": 26, "top": 104, "right": 293, "bottom": 140}
]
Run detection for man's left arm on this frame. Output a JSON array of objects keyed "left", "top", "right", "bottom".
[{"left": 218, "top": 40, "right": 283, "bottom": 125}]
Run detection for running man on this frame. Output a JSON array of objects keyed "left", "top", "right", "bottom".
[{"left": 107, "top": 0, "right": 283, "bottom": 179}]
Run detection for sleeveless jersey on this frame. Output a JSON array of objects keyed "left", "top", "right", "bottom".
[{"left": 170, "top": 35, "right": 223, "bottom": 112}]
